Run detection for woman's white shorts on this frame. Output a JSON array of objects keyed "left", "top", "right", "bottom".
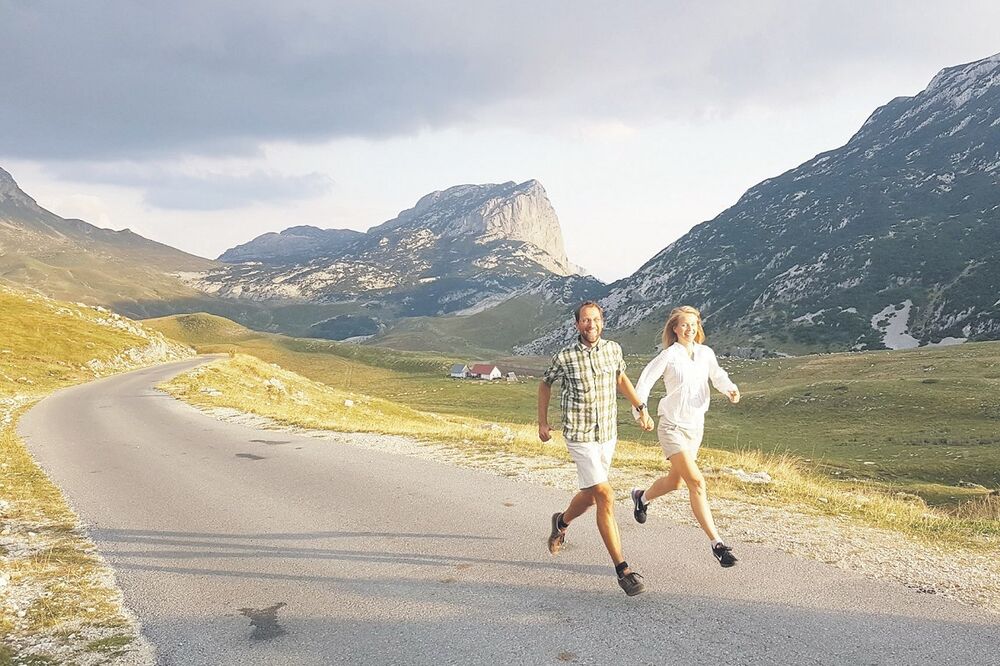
[
  {"left": 657, "top": 420, "right": 704, "bottom": 459},
  {"left": 565, "top": 438, "right": 616, "bottom": 489}
]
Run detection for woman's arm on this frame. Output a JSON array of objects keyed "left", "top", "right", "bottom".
[
  {"left": 632, "top": 350, "right": 670, "bottom": 418},
  {"left": 708, "top": 348, "right": 740, "bottom": 403}
]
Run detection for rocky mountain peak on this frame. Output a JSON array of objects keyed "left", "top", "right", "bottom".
[
  {"left": 924, "top": 52, "right": 1000, "bottom": 101},
  {"left": 0, "top": 167, "right": 38, "bottom": 207},
  {"left": 369, "top": 179, "right": 577, "bottom": 275}
]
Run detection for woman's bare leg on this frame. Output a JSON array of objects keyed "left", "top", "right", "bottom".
[
  {"left": 641, "top": 462, "right": 684, "bottom": 503},
  {"left": 668, "top": 451, "right": 720, "bottom": 542}
]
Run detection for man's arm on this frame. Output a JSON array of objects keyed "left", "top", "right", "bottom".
[
  {"left": 617, "top": 372, "right": 654, "bottom": 431},
  {"left": 537, "top": 381, "right": 554, "bottom": 441}
]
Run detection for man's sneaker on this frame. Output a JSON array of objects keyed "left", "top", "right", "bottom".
[
  {"left": 630, "top": 488, "right": 648, "bottom": 524},
  {"left": 712, "top": 542, "right": 738, "bottom": 567},
  {"left": 548, "top": 512, "right": 567, "bottom": 555},
  {"left": 617, "top": 571, "right": 646, "bottom": 596}
]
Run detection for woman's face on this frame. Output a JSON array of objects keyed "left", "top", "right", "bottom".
[{"left": 673, "top": 313, "right": 700, "bottom": 344}]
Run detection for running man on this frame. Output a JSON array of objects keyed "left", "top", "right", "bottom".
[{"left": 538, "top": 301, "right": 654, "bottom": 596}]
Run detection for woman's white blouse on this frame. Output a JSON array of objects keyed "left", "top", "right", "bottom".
[{"left": 633, "top": 342, "right": 737, "bottom": 430}]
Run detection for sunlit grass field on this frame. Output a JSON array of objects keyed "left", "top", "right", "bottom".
[{"left": 0, "top": 285, "right": 191, "bottom": 663}]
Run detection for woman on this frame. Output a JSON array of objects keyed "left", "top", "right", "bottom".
[{"left": 629, "top": 305, "right": 741, "bottom": 567}]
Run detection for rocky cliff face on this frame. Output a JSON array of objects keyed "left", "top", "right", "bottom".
[
  {"left": 519, "top": 53, "right": 1000, "bottom": 355},
  {"left": 370, "top": 180, "right": 576, "bottom": 274},
  {"left": 194, "top": 180, "right": 585, "bottom": 316}
]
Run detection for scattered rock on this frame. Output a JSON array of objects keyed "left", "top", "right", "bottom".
[{"left": 721, "top": 467, "right": 773, "bottom": 484}]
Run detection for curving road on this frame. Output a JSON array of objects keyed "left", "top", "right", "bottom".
[{"left": 18, "top": 358, "right": 1000, "bottom": 665}]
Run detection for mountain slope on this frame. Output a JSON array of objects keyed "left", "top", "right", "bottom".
[
  {"left": 521, "top": 52, "right": 1000, "bottom": 355},
  {"left": 369, "top": 274, "right": 608, "bottom": 355},
  {"left": 0, "top": 166, "right": 227, "bottom": 317}
]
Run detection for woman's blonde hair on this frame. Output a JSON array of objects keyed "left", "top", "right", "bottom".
[{"left": 662, "top": 305, "right": 706, "bottom": 348}]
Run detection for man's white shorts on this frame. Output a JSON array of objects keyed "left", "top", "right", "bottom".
[{"left": 566, "top": 438, "right": 617, "bottom": 489}]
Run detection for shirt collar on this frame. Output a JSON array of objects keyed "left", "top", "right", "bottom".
[{"left": 576, "top": 335, "right": 605, "bottom": 351}]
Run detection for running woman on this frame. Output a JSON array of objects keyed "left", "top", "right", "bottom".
[{"left": 629, "top": 305, "right": 742, "bottom": 567}]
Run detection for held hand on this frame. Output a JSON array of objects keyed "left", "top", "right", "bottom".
[
  {"left": 639, "top": 413, "right": 655, "bottom": 431},
  {"left": 728, "top": 388, "right": 741, "bottom": 404},
  {"left": 538, "top": 423, "right": 552, "bottom": 442}
]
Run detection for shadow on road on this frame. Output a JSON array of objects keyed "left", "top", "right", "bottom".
[{"left": 93, "top": 527, "right": 611, "bottom": 579}]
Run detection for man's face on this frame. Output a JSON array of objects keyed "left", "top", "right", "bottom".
[{"left": 576, "top": 306, "right": 604, "bottom": 345}]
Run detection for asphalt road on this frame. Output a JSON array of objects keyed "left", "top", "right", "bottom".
[{"left": 18, "top": 358, "right": 1000, "bottom": 665}]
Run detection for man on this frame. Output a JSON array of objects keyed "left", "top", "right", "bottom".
[{"left": 538, "top": 301, "right": 655, "bottom": 596}]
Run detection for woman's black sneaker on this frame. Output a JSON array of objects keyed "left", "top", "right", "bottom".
[
  {"left": 630, "top": 488, "right": 648, "bottom": 524},
  {"left": 712, "top": 543, "right": 738, "bottom": 567},
  {"left": 617, "top": 571, "right": 646, "bottom": 596}
]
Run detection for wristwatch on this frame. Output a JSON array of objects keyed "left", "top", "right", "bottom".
[{"left": 635, "top": 403, "right": 646, "bottom": 413}]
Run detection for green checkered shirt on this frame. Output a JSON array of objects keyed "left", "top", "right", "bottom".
[{"left": 543, "top": 337, "right": 626, "bottom": 442}]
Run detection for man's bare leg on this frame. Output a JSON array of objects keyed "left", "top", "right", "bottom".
[
  {"left": 561, "top": 488, "right": 596, "bottom": 523},
  {"left": 561, "top": 483, "right": 628, "bottom": 569}
]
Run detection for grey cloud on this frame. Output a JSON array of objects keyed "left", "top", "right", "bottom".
[
  {"left": 142, "top": 171, "right": 334, "bottom": 210},
  {"left": 48, "top": 163, "right": 333, "bottom": 210},
  {"left": 2, "top": 0, "right": 999, "bottom": 161}
]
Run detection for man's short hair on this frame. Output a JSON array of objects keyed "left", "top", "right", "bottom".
[{"left": 574, "top": 300, "right": 604, "bottom": 322}]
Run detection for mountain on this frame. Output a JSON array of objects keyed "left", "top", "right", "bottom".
[
  {"left": 191, "top": 180, "right": 589, "bottom": 320},
  {"left": 0, "top": 166, "right": 233, "bottom": 317},
  {"left": 218, "top": 225, "right": 365, "bottom": 264},
  {"left": 519, "top": 52, "right": 1000, "bottom": 356}
]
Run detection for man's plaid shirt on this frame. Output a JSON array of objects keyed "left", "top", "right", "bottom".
[{"left": 542, "top": 336, "right": 626, "bottom": 442}]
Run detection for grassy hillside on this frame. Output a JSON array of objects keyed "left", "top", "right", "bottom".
[
  {"left": 370, "top": 293, "right": 570, "bottom": 356},
  {"left": 145, "top": 312, "right": 549, "bottom": 424},
  {"left": 703, "top": 343, "right": 1000, "bottom": 502},
  {"left": 0, "top": 285, "right": 192, "bottom": 664}
]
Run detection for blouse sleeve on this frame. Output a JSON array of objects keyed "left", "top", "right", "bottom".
[
  {"left": 708, "top": 348, "right": 738, "bottom": 395},
  {"left": 632, "top": 349, "right": 669, "bottom": 418}
]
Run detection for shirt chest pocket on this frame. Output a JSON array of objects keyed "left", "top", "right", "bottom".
[
  {"left": 584, "top": 360, "right": 617, "bottom": 390},
  {"left": 563, "top": 364, "right": 589, "bottom": 394}
]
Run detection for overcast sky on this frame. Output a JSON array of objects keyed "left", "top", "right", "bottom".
[{"left": 2, "top": 1, "right": 999, "bottom": 281}]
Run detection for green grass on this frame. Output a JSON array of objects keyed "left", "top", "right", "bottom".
[
  {"left": 371, "top": 293, "right": 568, "bottom": 356},
  {"left": 85, "top": 634, "right": 133, "bottom": 654},
  {"left": 700, "top": 344, "right": 1000, "bottom": 498}
]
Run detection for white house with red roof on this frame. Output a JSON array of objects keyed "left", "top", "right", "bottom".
[{"left": 468, "top": 364, "right": 502, "bottom": 381}]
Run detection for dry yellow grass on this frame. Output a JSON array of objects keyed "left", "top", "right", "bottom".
[
  {"left": 163, "top": 354, "right": 997, "bottom": 555},
  {"left": 1, "top": 284, "right": 191, "bottom": 663}
]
